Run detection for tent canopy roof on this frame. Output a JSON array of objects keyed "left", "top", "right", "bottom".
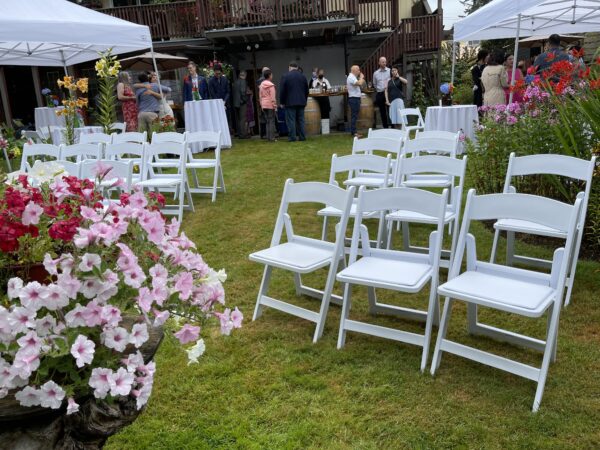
[
  {"left": 0, "top": 0, "right": 151, "bottom": 67},
  {"left": 454, "top": 0, "right": 600, "bottom": 41}
]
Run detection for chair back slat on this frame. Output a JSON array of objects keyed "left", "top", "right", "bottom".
[
  {"left": 59, "top": 143, "right": 101, "bottom": 161},
  {"left": 507, "top": 153, "right": 596, "bottom": 182},
  {"left": 367, "top": 128, "right": 407, "bottom": 142},
  {"left": 79, "top": 133, "right": 112, "bottom": 145},
  {"left": 415, "top": 130, "right": 459, "bottom": 142},
  {"left": 398, "top": 155, "right": 465, "bottom": 178},
  {"left": 151, "top": 131, "right": 185, "bottom": 144},
  {"left": 105, "top": 142, "right": 144, "bottom": 159},
  {"left": 358, "top": 186, "right": 448, "bottom": 218},
  {"left": 403, "top": 137, "right": 457, "bottom": 157},
  {"left": 185, "top": 131, "right": 221, "bottom": 146},
  {"left": 112, "top": 131, "right": 147, "bottom": 144},
  {"left": 330, "top": 153, "right": 391, "bottom": 176},
  {"left": 55, "top": 160, "right": 81, "bottom": 178},
  {"left": 285, "top": 180, "right": 352, "bottom": 211},
  {"left": 352, "top": 136, "right": 402, "bottom": 156},
  {"left": 21, "top": 143, "right": 60, "bottom": 171}
]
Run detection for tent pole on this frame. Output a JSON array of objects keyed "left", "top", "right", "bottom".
[
  {"left": 450, "top": 40, "right": 457, "bottom": 85},
  {"left": 150, "top": 41, "right": 163, "bottom": 96},
  {"left": 60, "top": 50, "right": 68, "bottom": 76},
  {"left": 508, "top": 14, "right": 521, "bottom": 104}
]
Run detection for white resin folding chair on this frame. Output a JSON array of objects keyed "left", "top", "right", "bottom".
[
  {"left": 79, "top": 133, "right": 112, "bottom": 145},
  {"left": 398, "top": 108, "right": 425, "bottom": 135},
  {"left": 415, "top": 130, "right": 462, "bottom": 155},
  {"left": 148, "top": 131, "right": 186, "bottom": 183},
  {"left": 21, "top": 130, "right": 44, "bottom": 144},
  {"left": 347, "top": 136, "right": 402, "bottom": 187},
  {"left": 337, "top": 186, "right": 448, "bottom": 371},
  {"left": 20, "top": 143, "right": 60, "bottom": 172},
  {"left": 249, "top": 180, "right": 355, "bottom": 343},
  {"left": 110, "top": 122, "right": 126, "bottom": 133},
  {"left": 37, "top": 126, "right": 62, "bottom": 142},
  {"left": 184, "top": 131, "right": 226, "bottom": 202},
  {"left": 59, "top": 143, "right": 102, "bottom": 162},
  {"left": 54, "top": 160, "right": 81, "bottom": 178},
  {"left": 105, "top": 142, "right": 144, "bottom": 184},
  {"left": 386, "top": 155, "right": 467, "bottom": 269},
  {"left": 431, "top": 190, "right": 583, "bottom": 412},
  {"left": 81, "top": 159, "right": 134, "bottom": 197},
  {"left": 319, "top": 153, "right": 391, "bottom": 242},
  {"left": 401, "top": 138, "right": 458, "bottom": 190},
  {"left": 151, "top": 132, "right": 185, "bottom": 144},
  {"left": 111, "top": 131, "right": 147, "bottom": 144},
  {"left": 136, "top": 142, "right": 194, "bottom": 222},
  {"left": 490, "top": 153, "right": 596, "bottom": 307},
  {"left": 367, "top": 127, "right": 408, "bottom": 142}
]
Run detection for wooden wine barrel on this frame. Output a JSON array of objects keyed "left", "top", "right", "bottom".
[
  {"left": 346, "top": 94, "right": 374, "bottom": 132},
  {"left": 304, "top": 97, "right": 321, "bottom": 135}
]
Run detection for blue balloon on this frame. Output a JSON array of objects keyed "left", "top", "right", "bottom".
[
  {"left": 440, "top": 83, "right": 450, "bottom": 95},
  {"left": 525, "top": 74, "right": 535, "bottom": 84}
]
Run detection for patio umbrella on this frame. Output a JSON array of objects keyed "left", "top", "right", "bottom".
[
  {"left": 119, "top": 52, "right": 189, "bottom": 71},
  {"left": 518, "top": 34, "right": 583, "bottom": 48}
]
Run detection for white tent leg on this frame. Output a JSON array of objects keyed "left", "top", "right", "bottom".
[
  {"left": 150, "top": 41, "right": 163, "bottom": 97},
  {"left": 450, "top": 40, "right": 457, "bottom": 85},
  {"left": 60, "top": 50, "right": 68, "bottom": 76},
  {"left": 508, "top": 14, "right": 521, "bottom": 104}
]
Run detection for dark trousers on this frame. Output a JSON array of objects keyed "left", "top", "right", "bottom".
[
  {"left": 264, "top": 108, "right": 276, "bottom": 141},
  {"left": 348, "top": 97, "right": 361, "bottom": 135},
  {"left": 235, "top": 103, "right": 248, "bottom": 138},
  {"left": 285, "top": 106, "right": 305, "bottom": 141},
  {"left": 375, "top": 91, "right": 389, "bottom": 128}
]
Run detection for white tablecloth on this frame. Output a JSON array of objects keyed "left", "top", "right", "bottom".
[
  {"left": 425, "top": 105, "right": 479, "bottom": 140},
  {"left": 50, "top": 126, "right": 104, "bottom": 145},
  {"left": 184, "top": 100, "right": 232, "bottom": 152},
  {"left": 34, "top": 107, "right": 65, "bottom": 130}
]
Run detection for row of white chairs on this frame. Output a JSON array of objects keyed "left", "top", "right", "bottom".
[{"left": 248, "top": 146, "right": 595, "bottom": 412}]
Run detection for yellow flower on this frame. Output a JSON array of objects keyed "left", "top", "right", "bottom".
[
  {"left": 76, "top": 97, "right": 88, "bottom": 108},
  {"left": 11, "top": 147, "right": 21, "bottom": 157},
  {"left": 55, "top": 109, "right": 63, "bottom": 117},
  {"left": 57, "top": 79, "right": 64, "bottom": 88},
  {"left": 61, "top": 99, "right": 68, "bottom": 105},
  {"left": 108, "top": 66, "right": 119, "bottom": 77},
  {"left": 76, "top": 78, "right": 89, "bottom": 93}
]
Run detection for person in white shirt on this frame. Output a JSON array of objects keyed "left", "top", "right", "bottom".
[
  {"left": 373, "top": 56, "right": 391, "bottom": 129},
  {"left": 346, "top": 65, "right": 365, "bottom": 136},
  {"left": 309, "top": 68, "right": 332, "bottom": 119}
]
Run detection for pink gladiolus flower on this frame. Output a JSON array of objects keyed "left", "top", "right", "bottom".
[
  {"left": 110, "top": 367, "right": 134, "bottom": 397},
  {"left": 67, "top": 397, "right": 79, "bottom": 415},
  {"left": 174, "top": 324, "right": 200, "bottom": 344},
  {"left": 70, "top": 334, "right": 95, "bottom": 368},
  {"left": 21, "top": 202, "right": 43, "bottom": 226},
  {"left": 89, "top": 367, "right": 114, "bottom": 399}
]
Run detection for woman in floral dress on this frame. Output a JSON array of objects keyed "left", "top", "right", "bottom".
[{"left": 117, "top": 72, "right": 138, "bottom": 131}]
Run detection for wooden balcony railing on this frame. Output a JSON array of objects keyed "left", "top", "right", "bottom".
[{"left": 101, "top": 1, "right": 200, "bottom": 41}]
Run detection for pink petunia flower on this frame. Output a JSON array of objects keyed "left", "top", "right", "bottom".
[
  {"left": 101, "top": 326, "right": 129, "bottom": 352},
  {"left": 39, "top": 381, "right": 65, "bottom": 409},
  {"left": 89, "top": 367, "right": 114, "bottom": 399},
  {"left": 70, "top": 334, "right": 95, "bottom": 368},
  {"left": 110, "top": 367, "right": 134, "bottom": 397},
  {"left": 173, "top": 272, "right": 193, "bottom": 301},
  {"left": 173, "top": 324, "right": 200, "bottom": 345},
  {"left": 21, "top": 202, "right": 43, "bottom": 226},
  {"left": 15, "top": 386, "right": 41, "bottom": 407},
  {"left": 66, "top": 397, "right": 79, "bottom": 415},
  {"left": 7, "top": 277, "right": 23, "bottom": 300},
  {"left": 18, "top": 282, "right": 48, "bottom": 312},
  {"left": 79, "top": 253, "right": 102, "bottom": 272},
  {"left": 129, "top": 323, "right": 149, "bottom": 348}
]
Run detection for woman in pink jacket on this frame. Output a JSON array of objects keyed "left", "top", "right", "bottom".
[{"left": 259, "top": 70, "right": 277, "bottom": 142}]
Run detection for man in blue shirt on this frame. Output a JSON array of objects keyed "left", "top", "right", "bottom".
[
  {"left": 135, "top": 73, "right": 172, "bottom": 135},
  {"left": 534, "top": 34, "right": 573, "bottom": 75}
]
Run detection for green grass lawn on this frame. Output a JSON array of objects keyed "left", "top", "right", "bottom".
[{"left": 106, "top": 135, "right": 600, "bottom": 449}]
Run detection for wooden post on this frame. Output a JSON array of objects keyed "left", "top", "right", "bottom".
[
  {"left": 32, "top": 67, "right": 44, "bottom": 108},
  {"left": 0, "top": 67, "right": 12, "bottom": 126},
  {"left": 391, "top": 0, "right": 398, "bottom": 28},
  {"left": 436, "top": 0, "right": 443, "bottom": 100}
]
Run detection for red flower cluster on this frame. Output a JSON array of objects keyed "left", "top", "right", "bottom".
[{"left": 0, "top": 186, "right": 43, "bottom": 252}]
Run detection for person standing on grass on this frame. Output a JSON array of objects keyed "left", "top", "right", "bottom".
[
  {"left": 347, "top": 65, "right": 365, "bottom": 137},
  {"left": 471, "top": 50, "right": 488, "bottom": 109},
  {"left": 482, "top": 50, "right": 509, "bottom": 106},
  {"left": 135, "top": 73, "right": 171, "bottom": 135},
  {"left": 260, "top": 70, "right": 278, "bottom": 142},
  {"left": 373, "top": 56, "right": 391, "bottom": 129},
  {"left": 257, "top": 66, "right": 270, "bottom": 138},
  {"left": 208, "top": 64, "right": 231, "bottom": 128},
  {"left": 233, "top": 70, "right": 249, "bottom": 139},
  {"left": 117, "top": 72, "right": 137, "bottom": 131},
  {"left": 279, "top": 61, "right": 309, "bottom": 142},
  {"left": 385, "top": 65, "right": 407, "bottom": 128}
]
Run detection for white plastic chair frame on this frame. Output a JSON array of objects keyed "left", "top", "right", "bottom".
[
  {"left": 110, "top": 122, "right": 126, "bottom": 133},
  {"left": 398, "top": 108, "right": 425, "bottom": 135},
  {"left": 349, "top": 136, "right": 403, "bottom": 187},
  {"left": 111, "top": 131, "right": 147, "bottom": 144},
  {"left": 185, "top": 131, "right": 226, "bottom": 202},
  {"left": 490, "top": 152, "right": 596, "bottom": 307},
  {"left": 54, "top": 160, "right": 81, "bottom": 178},
  {"left": 337, "top": 186, "right": 448, "bottom": 372},
  {"left": 81, "top": 159, "right": 134, "bottom": 194},
  {"left": 79, "top": 133, "right": 112, "bottom": 145},
  {"left": 136, "top": 142, "right": 194, "bottom": 222},
  {"left": 20, "top": 143, "right": 60, "bottom": 172},
  {"left": 59, "top": 143, "right": 102, "bottom": 162},
  {"left": 320, "top": 153, "right": 392, "bottom": 244},
  {"left": 367, "top": 128, "right": 408, "bottom": 142},
  {"left": 387, "top": 155, "right": 467, "bottom": 269},
  {"left": 249, "top": 180, "right": 356, "bottom": 343},
  {"left": 431, "top": 191, "right": 583, "bottom": 412}
]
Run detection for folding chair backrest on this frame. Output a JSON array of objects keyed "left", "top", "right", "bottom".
[
  {"left": 141, "top": 142, "right": 185, "bottom": 180},
  {"left": 79, "top": 133, "right": 112, "bottom": 145},
  {"left": 271, "top": 179, "right": 355, "bottom": 248},
  {"left": 352, "top": 136, "right": 402, "bottom": 157},
  {"left": 329, "top": 153, "right": 392, "bottom": 187},
  {"left": 403, "top": 136, "right": 457, "bottom": 157},
  {"left": 37, "top": 126, "right": 61, "bottom": 140},
  {"left": 453, "top": 190, "right": 583, "bottom": 288},
  {"left": 59, "top": 143, "right": 102, "bottom": 161},
  {"left": 399, "top": 108, "right": 424, "bottom": 128},
  {"left": 367, "top": 128, "right": 407, "bottom": 142},
  {"left": 55, "top": 160, "right": 81, "bottom": 178},
  {"left": 351, "top": 186, "right": 448, "bottom": 264},
  {"left": 80, "top": 159, "right": 134, "bottom": 191},
  {"left": 110, "top": 122, "right": 126, "bottom": 133},
  {"left": 185, "top": 131, "right": 221, "bottom": 147},
  {"left": 151, "top": 131, "right": 185, "bottom": 144},
  {"left": 111, "top": 131, "right": 147, "bottom": 144},
  {"left": 20, "top": 143, "right": 60, "bottom": 172},
  {"left": 105, "top": 142, "right": 144, "bottom": 160},
  {"left": 415, "top": 130, "right": 459, "bottom": 142},
  {"left": 22, "top": 130, "right": 44, "bottom": 143}
]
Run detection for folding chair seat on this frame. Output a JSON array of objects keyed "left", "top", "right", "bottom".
[
  {"left": 111, "top": 131, "right": 147, "bottom": 144},
  {"left": 135, "top": 142, "right": 194, "bottom": 222},
  {"left": 398, "top": 108, "right": 425, "bottom": 135},
  {"left": 490, "top": 152, "right": 596, "bottom": 306},
  {"left": 59, "top": 143, "right": 102, "bottom": 162},
  {"left": 401, "top": 138, "right": 458, "bottom": 189},
  {"left": 386, "top": 155, "right": 467, "bottom": 268},
  {"left": 20, "top": 143, "right": 60, "bottom": 172},
  {"left": 431, "top": 190, "right": 583, "bottom": 412},
  {"left": 336, "top": 186, "right": 449, "bottom": 371},
  {"left": 249, "top": 180, "right": 355, "bottom": 343},
  {"left": 184, "top": 131, "right": 226, "bottom": 202},
  {"left": 347, "top": 136, "right": 402, "bottom": 188},
  {"left": 319, "top": 153, "right": 391, "bottom": 243}
]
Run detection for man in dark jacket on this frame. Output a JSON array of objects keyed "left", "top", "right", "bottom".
[
  {"left": 232, "top": 70, "right": 249, "bottom": 139},
  {"left": 208, "top": 64, "right": 231, "bottom": 128},
  {"left": 182, "top": 61, "right": 208, "bottom": 102},
  {"left": 279, "top": 61, "right": 309, "bottom": 142}
]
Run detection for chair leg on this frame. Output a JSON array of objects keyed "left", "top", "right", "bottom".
[
  {"left": 337, "top": 283, "right": 353, "bottom": 349},
  {"left": 191, "top": 167, "right": 200, "bottom": 189},
  {"left": 490, "top": 228, "right": 501, "bottom": 263},
  {"left": 431, "top": 297, "right": 454, "bottom": 375},
  {"left": 420, "top": 287, "right": 438, "bottom": 372},
  {"left": 177, "top": 182, "right": 184, "bottom": 223},
  {"left": 252, "top": 266, "right": 273, "bottom": 321},
  {"left": 448, "top": 218, "right": 460, "bottom": 269},
  {"left": 506, "top": 230, "right": 516, "bottom": 266},
  {"left": 211, "top": 166, "right": 218, "bottom": 202},
  {"left": 533, "top": 301, "right": 561, "bottom": 412},
  {"left": 367, "top": 286, "right": 377, "bottom": 314},
  {"left": 321, "top": 216, "right": 329, "bottom": 241},
  {"left": 467, "top": 303, "right": 479, "bottom": 334},
  {"left": 402, "top": 222, "right": 410, "bottom": 251},
  {"left": 185, "top": 181, "right": 195, "bottom": 213},
  {"left": 313, "top": 261, "right": 341, "bottom": 343},
  {"left": 386, "top": 220, "right": 394, "bottom": 250},
  {"left": 293, "top": 273, "right": 303, "bottom": 296},
  {"left": 563, "top": 245, "right": 581, "bottom": 307},
  {"left": 218, "top": 165, "right": 226, "bottom": 193}
]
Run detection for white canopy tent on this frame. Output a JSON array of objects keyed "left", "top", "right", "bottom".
[
  {"left": 0, "top": 0, "right": 164, "bottom": 124},
  {"left": 450, "top": 0, "right": 600, "bottom": 101}
]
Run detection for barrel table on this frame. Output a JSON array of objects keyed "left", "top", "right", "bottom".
[{"left": 304, "top": 97, "right": 321, "bottom": 135}]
